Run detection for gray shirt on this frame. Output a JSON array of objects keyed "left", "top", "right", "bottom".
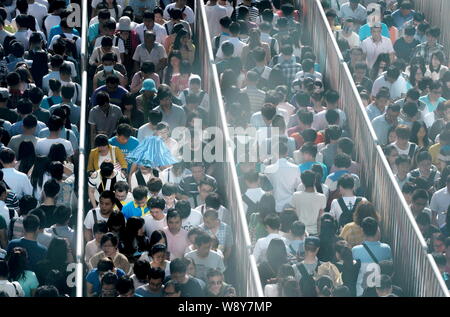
[
  {"left": 38, "top": 127, "right": 79, "bottom": 152},
  {"left": 153, "top": 104, "right": 186, "bottom": 130},
  {"left": 185, "top": 250, "right": 225, "bottom": 282},
  {"left": 371, "top": 114, "right": 395, "bottom": 146},
  {"left": 135, "top": 285, "right": 163, "bottom": 297},
  {"left": 49, "top": 103, "right": 81, "bottom": 126},
  {"left": 88, "top": 104, "right": 123, "bottom": 137},
  {"left": 7, "top": 135, "right": 38, "bottom": 155}
]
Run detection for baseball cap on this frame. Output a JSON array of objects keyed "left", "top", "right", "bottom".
[
  {"left": 0, "top": 88, "right": 9, "bottom": 99},
  {"left": 305, "top": 236, "right": 320, "bottom": 248},
  {"left": 140, "top": 79, "right": 157, "bottom": 93}
]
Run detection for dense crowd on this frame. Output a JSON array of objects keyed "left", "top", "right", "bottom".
[{"left": 0, "top": 0, "right": 448, "bottom": 298}]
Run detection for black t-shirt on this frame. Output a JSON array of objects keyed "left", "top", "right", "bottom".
[
  {"left": 178, "top": 277, "right": 205, "bottom": 297},
  {"left": 394, "top": 38, "right": 420, "bottom": 63},
  {"left": 0, "top": 107, "right": 19, "bottom": 124},
  {"left": 33, "top": 108, "right": 50, "bottom": 125},
  {"left": 34, "top": 205, "right": 57, "bottom": 228}
]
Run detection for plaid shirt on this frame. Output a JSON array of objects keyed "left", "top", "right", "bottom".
[
  {"left": 278, "top": 56, "right": 303, "bottom": 87},
  {"left": 413, "top": 42, "right": 447, "bottom": 64},
  {"left": 200, "top": 222, "right": 234, "bottom": 251}
]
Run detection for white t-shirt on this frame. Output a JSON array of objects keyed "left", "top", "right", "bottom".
[
  {"left": 83, "top": 208, "right": 110, "bottom": 231},
  {"left": 181, "top": 209, "right": 203, "bottom": 232},
  {"left": 390, "top": 142, "right": 415, "bottom": 156},
  {"left": 0, "top": 280, "right": 25, "bottom": 297},
  {"left": 88, "top": 171, "right": 127, "bottom": 202},
  {"left": 204, "top": 4, "right": 228, "bottom": 38},
  {"left": 35, "top": 137, "right": 74, "bottom": 156},
  {"left": 291, "top": 191, "right": 327, "bottom": 235},
  {"left": 84, "top": 239, "right": 101, "bottom": 264},
  {"left": 329, "top": 196, "right": 366, "bottom": 222},
  {"left": 94, "top": 35, "right": 125, "bottom": 54},
  {"left": 143, "top": 214, "right": 167, "bottom": 237},
  {"left": 163, "top": 4, "right": 195, "bottom": 24}
]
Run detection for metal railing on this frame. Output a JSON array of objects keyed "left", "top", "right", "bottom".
[
  {"left": 75, "top": 0, "right": 88, "bottom": 297},
  {"left": 414, "top": 0, "right": 450, "bottom": 52},
  {"left": 195, "top": 0, "right": 264, "bottom": 297},
  {"left": 299, "top": 0, "right": 449, "bottom": 297}
]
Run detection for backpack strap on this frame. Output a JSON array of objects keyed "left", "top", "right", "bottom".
[
  {"left": 242, "top": 194, "right": 258, "bottom": 214},
  {"left": 408, "top": 143, "right": 417, "bottom": 158},
  {"left": 92, "top": 209, "right": 98, "bottom": 225},
  {"left": 297, "top": 263, "right": 312, "bottom": 279},
  {"left": 52, "top": 227, "right": 59, "bottom": 237},
  {"left": 135, "top": 170, "right": 146, "bottom": 186},
  {"left": 164, "top": 23, "right": 169, "bottom": 35},
  {"left": 12, "top": 282, "right": 20, "bottom": 297},
  {"left": 66, "top": 129, "right": 70, "bottom": 141},
  {"left": 47, "top": 97, "right": 55, "bottom": 107},
  {"left": 337, "top": 197, "right": 350, "bottom": 214},
  {"left": 362, "top": 242, "right": 379, "bottom": 264},
  {"left": 8, "top": 217, "right": 17, "bottom": 241}
]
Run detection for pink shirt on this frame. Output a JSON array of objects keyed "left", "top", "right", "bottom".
[
  {"left": 163, "top": 227, "right": 189, "bottom": 260},
  {"left": 130, "top": 72, "right": 161, "bottom": 94}
]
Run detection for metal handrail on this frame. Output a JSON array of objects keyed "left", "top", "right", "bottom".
[
  {"left": 300, "top": 0, "right": 450, "bottom": 297},
  {"left": 196, "top": 0, "right": 264, "bottom": 296},
  {"left": 75, "top": 0, "right": 88, "bottom": 297}
]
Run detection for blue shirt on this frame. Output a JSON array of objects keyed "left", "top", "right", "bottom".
[
  {"left": 91, "top": 85, "right": 129, "bottom": 108},
  {"left": 391, "top": 9, "right": 415, "bottom": 29},
  {"left": 40, "top": 96, "right": 63, "bottom": 110},
  {"left": 6, "top": 238, "right": 47, "bottom": 271},
  {"left": 359, "top": 23, "right": 390, "bottom": 42},
  {"left": 299, "top": 161, "right": 328, "bottom": 182},
  {"left": 419, "top": 95, "right": 447, "bottom": 113},
  {"left": 10, "top": 120, "right": 47, "bottom": 137},
  {"left": 366, "top": 104, "right": 385, "bottom": 122},
  {"left": 109, "top": 136, "right": 139, "bottom": 158},
  {"left": 86, "top": 268, "right": 126, "bottom": 295},
  {"left": 48, "top": 26, "right": 80, "bottom": 47},
  {"left": 122, "top": 201, "right": 150, "bottom": 220},
  {"left": 88, "top": 23, "right": 100, "bottom": 43},
  {"left": 371, "top": 114, "right": 393, "bottom": 145}
]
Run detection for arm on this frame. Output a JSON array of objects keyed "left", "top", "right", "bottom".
[
  {"left": 86, "top": 281, "right": 96, "bottom": 297},
  {"left": 88, "top": 186, "right": 97, "bottom": 209},
  {"left": 90, "top": 125, "right": 97, "bottom": 149},
  {"left": 0, "top": 228, "right": 7, "bottom": 249},
  {"left": 92, "top": 73, "right": 99, "bottom": 91},
  {"left": 115, "top": 147, "right": 128, "bottom": 169},
  {"left": 84, "top": 226, "right": 94, "bottom": 244},
  {"left": 87, "top": 150, "right": 95, "bottom": 173}
]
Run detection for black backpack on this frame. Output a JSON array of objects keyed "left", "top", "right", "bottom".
[
  {"left": 60, "top": 34, "right": 79, "bottom": 60},
  {"left": 242, "top": 194, "right": 259, "bottom": 217},
  {"left": 337, "top": 197, "right": 363, "bottom": 228}
]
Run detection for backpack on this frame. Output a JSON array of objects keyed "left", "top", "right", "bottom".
[
  {"left": 213, "top": 35, "right": 221, "bottom": 58},
  {"left": 337, "top": 197, "right": 363, "bottom": 228},
  {"left": 60, "top": 34, "right": 79, "bottom": 60},
  {"left": 242, "top": 194, "right": 259, "bottom": 217},
  {"left": 269, "top": 38, "right": 278, "bottom": 58}
]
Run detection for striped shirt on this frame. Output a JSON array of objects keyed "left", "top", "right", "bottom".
[
  {"left": 241, "top": 86, "right": 266, "bottom": 114},
  {"left": 233, "top": 4, "right": 259, "bottom": 23}
]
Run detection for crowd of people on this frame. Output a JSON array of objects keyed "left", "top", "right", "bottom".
[
  {"left": 0, "top": 0, "right": 448, "bottom": 298},
  {"left": 326, "top": 0, "right": 450, "bottom": 292}
]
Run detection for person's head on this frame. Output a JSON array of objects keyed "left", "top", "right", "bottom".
[
  {"left": 300, "top": 169, "right": 316, "bottom": 189},
  {"left": 147, "top": 267, "right": 165, "bottom": 293},
  {"left": 34, "top": 285, "right": 60, "bottom": 297},
  {"left": 291, "top": 220, "right": 306, "bottom": 239},
  {"left": 206, "top": 269, "right": 227, "bottom": 295},
  {"left": 334, "top": 153, "right": 352, "bottom": 170},
  {"left": 194, "top": 232, "right": 213, "bottom": 257},
  {"left": 148, "top": 197, "right": 166, "bottom": 221},
  {"left": 149, "top": 244, "right": 167, "bottom": 266},
  {"left": 143, "top": 10, "right": 156, "bottom": 29},
  {"left": 42, "top": 179, "right": 60, "bottom": 203},
  {"left": 23, "top": 214, "right": 40, "bottom": 236},
  {"left": 114, "top": 181, "right": 129, "bottom": 202},
  {"left": 201, "top": 207, "right": 219, "bottom": 230},
  {"left": 353, "top": 201, "right": 378, "bottom": 226},
  {"left": 53, "top": 205, "right": 72, "bottom": 226},
  {"left": 116, "top": 276, "right": 135, "bottom": 297},
  {"left": 147, "top": 178, "right": 163, "bottom": 196},
  {"left": 100, "top": 232, "right": 119, "bottom": 257},
  {"left": 99, "top": 190, "right": 115, "bottom": 215},
  {"left": 96, "top": 91, "right": 110, "bottom": 108},
  {"left": 416, "top": 211, "right": 432, "bottom": 234},
  {"left": 93, "top": 221, "right": 108, "bottom": 243},
  {"left": 394, "top": 125, "right": 411, "bottom": 143},
  {"left": 370, "top": 23, "right": 383, "bottom": 41},
  {"left": 266, "top": 238, "right": 288, "bottom": 267},
  {"left": 416, "top": 151, "right": 433, "bottom": 173},
  {"left": 361, "top": 217, "right": 379, "bottom": 239},
  {"left": 125, "top": 217, "right": 145, "bottom": 239},
  {"left": 170, "top": 258, "right": 188, "bottom": 282},
  {"left": 99, "top": 161, "right": 114, "bottom": 179},
  {"left": 337, "top": 174, "right": 355, "bottom": 195},
  {"left": 304, "top": 236, "right": 320, "bottom": 256},
  {"left": 426, "top": 27, "right": 441, "bottom": 46},
  {"left": 375, "top": 87, "right": 390, "bottom": 109},
  {"left": 100, "top": 271, "right": 118, "bottom": 297},
  {"left": 263, "top": 213, "right": 281, "bottom": 232},
  {"left": 0, "top": 147, "right": 15, "bottom": 166},
  {"left": 385, "top": 66, "right": 401, "bottom": 83},
  {"left": 300, "top": 142, "right": 317, "bottom": 162},
  {"left": 410, "top": 189, "right": 429, "bottom": 214},
  {"left": 166, "top": 209, "right": 182, "bottom": 234},
  {"left": 432, "top": 234, "right": 446, "bottom": 253},
  {"left": 395, "top": 155, "right": 411, "bottom": 176},
  {"left": 386, "top": 104, "right": 401, "bottom": 122},
  {"left": 131, "top": 186, "right": 148, "bottom": 209}
]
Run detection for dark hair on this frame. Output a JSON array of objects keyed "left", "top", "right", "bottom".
[
  {"left": 263, "top": 214, "right": 280, "bottom": 230},
  {"left": 100, "top": 232, "right": 119, "bottom": 248},
  {"left": 147, "top": 196, "right": 166, "bottom": 210},
  {"left": 116, "top": 276, "right": 135, "bottom": 295},
  {"left": 34, "top": 285, "right": 60, "bottom": 297},
  {"left": 279, "top": 208, "right": 299, "bottom": 233},
  {"left": 17, "top": 140, "right": 35, "bottom": 174},
  {"left": 301, "top": 170, "right": 316, "bottom": 188},
  {"left": 46, "top": 237, "right": 69, "bottom": 268},
  {"left": 361, "top": 217, "right": 379, "bottom": 237},
  {"left": 147, "top": 178, "right": 163, "bottom": 193},
  {"left": 23, "top": 214, "right": 40, "bottom": 233},
  {"left": 132, "top": 186, "right": 149, "bottom": 201},
  {"left": 149, "top": 230, "right": 168, "bottom": 250},
  {"left": 133, "top": 260, "right": 150, "bottom": 280},
  {"left": 170, "top": 258, "right": 187, "bottom": 274},
  {"left": 7, "top": 247, "right": 28, "bottom": 281},
  {"left": 266, "top": 238, "right": 288, "bottom": 273},
  {"left": 53, "top": 206, "right": 71, "bottom": 225}
]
